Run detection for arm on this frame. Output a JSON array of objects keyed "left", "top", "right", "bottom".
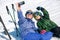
[
  {"left": 16, "top": 3, "right": 26, "bottom": 22},
  {"left": 37, "top": 7, "right": 50, "bottom": 19},
  {"left": 17, "top": 10, "right": 26, "bottom": 21}
]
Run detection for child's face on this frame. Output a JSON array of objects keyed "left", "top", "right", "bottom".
[{"left": 35, "top": 15, "right": 41, "bottom": 20}]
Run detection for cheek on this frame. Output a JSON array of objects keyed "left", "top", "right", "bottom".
[
  {"left": 31, "top": 15, "right": 33, "bottom": 18},
  {"left": 29, "top": 15, "right": 33, "bottom": 17},
  {"left": 38, "top": 16, "right": 41, "bottom": 19},
  {"left": 26, "top": 15, "right": 28, "bottom": 17}
]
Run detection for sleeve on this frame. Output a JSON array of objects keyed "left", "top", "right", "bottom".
[
  {"left": 37, "top": 21, "right": 42, "bottom": 30},
  {"left": 17, "top": 10, "right": 26, "bottom": 22},
  {"left": 40, "top": 7, "right": 50, "bottom": 19}
]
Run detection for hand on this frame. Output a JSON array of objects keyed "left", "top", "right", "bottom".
[
  {"left": 16, "top": 3, "right": 21, "bottom": 11},
  {"left": 40, "top": 30, "right": 46, "bottom": 34},
  {"left": 36, "top": 6, "right": 41, "bottom": 10}
]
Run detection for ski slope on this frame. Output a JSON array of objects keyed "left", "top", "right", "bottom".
[{"left": 0, "top": 0, "right": 60, "bottom": 40}]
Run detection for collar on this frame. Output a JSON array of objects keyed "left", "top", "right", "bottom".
[{"left": 26, "top": 18, "right": 34, "bottom": 23}]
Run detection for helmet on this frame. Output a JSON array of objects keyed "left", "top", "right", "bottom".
[
  {"left": 25, "top": 10, "right": 33, "bottom": 16},
  {"left": 34, "top": 11, "right": 42, "bottom": 16}
]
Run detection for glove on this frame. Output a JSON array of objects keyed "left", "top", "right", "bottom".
[
  {"left": 36, "top": 6, "right": 41, "bottom": 10},
  {"left": 40, "top": 30, "right": 46, "bottom": 34}
]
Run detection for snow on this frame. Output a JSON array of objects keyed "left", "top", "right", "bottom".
[{"left": 0, "top": 0, "right": 60, "bottom": 40}]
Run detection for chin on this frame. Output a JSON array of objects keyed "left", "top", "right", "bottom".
[
  {"left": 28, "top": 18, "right": 32, "bottom": 19},
  {"left": 29, "top": 17, "right": 33, "bottom": 19},
  {"left": 36, "top": 18, "right": 40, "bottom": 20},
  {"left": 30, "top": 18, "right": 32, "bottom": 19}
]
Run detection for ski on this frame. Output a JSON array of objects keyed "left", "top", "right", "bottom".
[{"left": 0, "top": 16, "right": 11, "bottom": 40}]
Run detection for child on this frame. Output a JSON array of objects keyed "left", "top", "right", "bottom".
[{"left": 34, "top": 6, "right": 60, "bottom": 38}]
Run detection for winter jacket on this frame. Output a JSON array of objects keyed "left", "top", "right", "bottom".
[
  {"left": 17, "top": 10, "right": 37, "bottom": 38},
  {"left": 37, "top": 7, "right": 57, "bottom": 31}
]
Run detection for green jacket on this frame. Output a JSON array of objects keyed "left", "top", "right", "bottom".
[{"left": 37, "top": 7, "right": 57, "bottom": 31}]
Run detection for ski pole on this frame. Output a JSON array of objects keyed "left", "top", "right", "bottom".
[
  {"left": 12, "top": 4, "right": 20, "bottom": 36},
  {"left": 0, "top": 16, "right": 11, "bottom": 40},
  {"left": 6, "top": 6, "right": 14, "bottom": 22},
  {"left": 6, "top": 6, "right": 19, "bottom": 36}
]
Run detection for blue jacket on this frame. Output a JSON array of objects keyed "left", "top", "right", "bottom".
[{"left": 17, "top": 10, "right": 37, "bottom": 38}]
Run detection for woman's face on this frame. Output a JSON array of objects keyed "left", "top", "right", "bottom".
[
  {"left": 26, "top": 14, "right": 33, "bottom": 19},
  {"left": 35, "top": 15, "right": 41, "bottom": 20}
]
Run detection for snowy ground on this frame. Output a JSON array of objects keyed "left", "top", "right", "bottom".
[{"left": 0, "top": 0, "right": 60, "bottom": 40}]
